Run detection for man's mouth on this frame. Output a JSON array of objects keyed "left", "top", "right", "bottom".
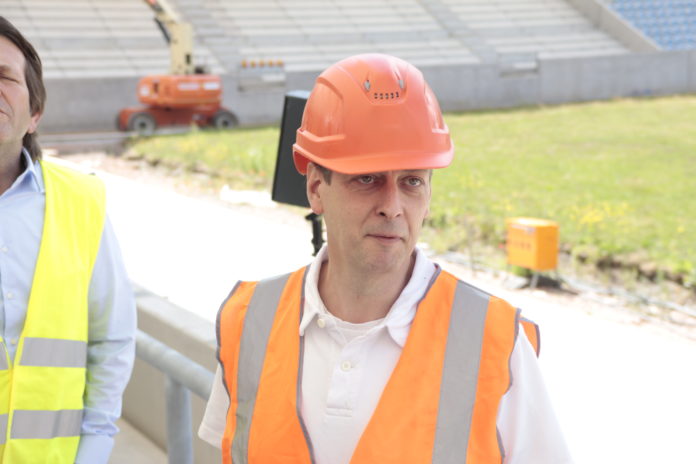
[{"left": 367, "top": 234, "right": 402, "bottom": 243}]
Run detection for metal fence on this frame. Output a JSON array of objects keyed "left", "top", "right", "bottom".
[{"left": 135, "top": 329, "right": 214, "bottom": 464}]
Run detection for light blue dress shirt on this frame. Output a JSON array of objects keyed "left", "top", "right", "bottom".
[{"left": 0, "top": 150, "right": 136, "bottom": 464}]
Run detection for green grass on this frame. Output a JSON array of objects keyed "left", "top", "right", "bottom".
[
  {"left": 128, "top": 126, "right": 279, "bottom": 189},
  {"left": 128, "top": 95, "right": 696, "bottom": 283}
]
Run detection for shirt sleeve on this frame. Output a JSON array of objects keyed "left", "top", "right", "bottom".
[
  {"left": 198, "top": 364, "right": 229, "bottom": 449},
  {"left": 497, "top": 326, "right": 574, "bottom": 464},
  {"left": 75, "top": 217, "right": 137, "bottom": 464}
]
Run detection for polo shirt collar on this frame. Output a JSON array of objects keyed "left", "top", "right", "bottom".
[{"left": 299, "top": 245, "right": 437, "bottom": 348}]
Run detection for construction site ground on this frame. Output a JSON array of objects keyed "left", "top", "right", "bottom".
[{"left": 58, "top": 152, "right": 696, "bottom": 464}]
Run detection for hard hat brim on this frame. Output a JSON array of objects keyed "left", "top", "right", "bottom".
[{"left": 293, "top": 144, "right": 453, "bottom": 175}]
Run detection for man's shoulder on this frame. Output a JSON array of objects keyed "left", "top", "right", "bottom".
[
  {"left": 225, "top": 265, "right": 309, "bottom": 300},
  {"left": 437, "top": 268, "right": 492, "bottom": 299},
  {"left": 40, "top": 158, "right": 105, "bottom": 202},
  {"left": 40, "top": 158, "right": 103, "bottom": 184},
  {"left": 436, "top": 268, "right": 517, "bottom": 312}
]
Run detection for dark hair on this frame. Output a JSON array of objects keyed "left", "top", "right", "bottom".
[
  {"left": 0, "top": 16, "right": 46, "bottom": 161},
  {"left": 314, "top": 163, "right": 332, "bottom": 184}
]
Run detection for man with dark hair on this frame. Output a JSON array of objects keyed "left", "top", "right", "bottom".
[
  {"left": 200, "top": 54, "right": 572, "bottom": 463},
  {"left": 0, "top": 16, "right": 136, "bottom": 463}
]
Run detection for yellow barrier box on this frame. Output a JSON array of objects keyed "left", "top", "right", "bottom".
[{"left": 506, "top": 217, "right": 559, "bottom": 271}]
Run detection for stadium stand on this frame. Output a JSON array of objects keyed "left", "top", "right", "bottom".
[
  {"left": 3, "top": 0, "right": 632, "bottom": 76},
  {"left": 7, "top": 0, "right": 694, "bottom": 134},
  {"left": 609, "top": 0, "right": 696, "bottom": 50},
  {"left": 165, "top": 0, "right": 631, "bottom": 73},
  {"left": 168, "top": 0, "right": 481, "bottom": 72},
  {"left": 437, "top": 0, "right": 630, "bottom": 71},
  {"left": 3, "top": 0, "right": 224, "bottom": 78}
]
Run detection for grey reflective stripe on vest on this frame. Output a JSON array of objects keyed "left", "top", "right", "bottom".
[
  {"left": 20, "top": 337, "right": 87, "bottom": 368},
  {"left": 432, "top": 281, "right": 490, "bottom": 464},
  {"left": 232, "top": 273, "right": 291, "bottom": 464},
  {"left": 0, "top": 341, "right": 8, "bottom": 370},
  {"left": 11, "top": 409, "right": 83, "bottom": 439},
  {"left": 0, "top": 413, "right": 7, "bottom": 444}
]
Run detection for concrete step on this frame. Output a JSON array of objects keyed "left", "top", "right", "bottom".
[{"left": 110, "top": 419, "right": 167, "bottom": 464}]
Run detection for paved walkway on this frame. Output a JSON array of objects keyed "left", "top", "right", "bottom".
[
  {"left": 111, "top": 419, "right": 166, "bottom": 464},
  {"left": 61, "top": 156, "right": 695, "bottom": 464}
]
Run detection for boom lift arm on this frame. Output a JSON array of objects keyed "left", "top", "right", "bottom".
[{"left": 143, "top": 0, "right": 194, "bottom": 75}]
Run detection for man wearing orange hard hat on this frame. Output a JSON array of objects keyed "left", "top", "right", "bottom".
[{"left": 200, "top": 54, "right": 572, "bottom": 463}]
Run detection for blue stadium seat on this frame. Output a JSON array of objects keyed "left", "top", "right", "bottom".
[{"left": 609, "top": 0, "right": 696, "bottom": 50}]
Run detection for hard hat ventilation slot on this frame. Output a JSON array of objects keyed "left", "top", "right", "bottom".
[{"left": 373, "top": 92, "right": 400, "bottom": 100}]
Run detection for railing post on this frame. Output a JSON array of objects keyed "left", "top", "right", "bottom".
[
  {"left": 135, "top": 330, "right": 214, "bottom": 463},
  {"left": 165, "top": 376, "right": 194, "bottom": 464}
]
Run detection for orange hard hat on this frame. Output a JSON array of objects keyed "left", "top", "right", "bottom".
[{"left": 293, "top": 53, "right": 453, "bottom": 175}]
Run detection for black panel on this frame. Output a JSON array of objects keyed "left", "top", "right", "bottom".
[{"left": 272, "top": 90, "right": 311, "bottom": 207}]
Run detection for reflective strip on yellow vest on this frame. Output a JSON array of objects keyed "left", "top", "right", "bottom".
[
  {"left": 217, "top": 267, "right": 540, "bottom": 464},
  {"left": 0, "top": 160, "right": 105, "bottom": 463}
]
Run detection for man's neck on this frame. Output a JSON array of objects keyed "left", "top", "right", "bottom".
[
  {"left": 0, "top": 145, "right": 25, "bottom": 196},
  {"left": 317, "top": 251, "right": 416, "bottom": 324}
]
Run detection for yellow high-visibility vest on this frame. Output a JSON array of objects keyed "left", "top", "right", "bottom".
[{"left": 0, "top": 160, "right": 105, "bottom": 463}]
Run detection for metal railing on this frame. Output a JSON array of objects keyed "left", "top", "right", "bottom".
[{"left": 135, "top": 329, "right": 215, "bottom": 464}]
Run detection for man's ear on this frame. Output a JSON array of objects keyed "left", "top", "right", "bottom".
[
  {"left": 306, "top": 163, "right": 325, "bottom": 215},
  {"left": 27, "top": 111, "right": 42, "bottom": 134}
]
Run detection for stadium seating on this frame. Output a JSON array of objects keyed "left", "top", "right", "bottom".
[
  {"left": 438, "top": 0, "right": 629, "bottom": 70},
  {"left": 609, "top": 0, "right": 696, "bottom": 50},
  {"left": 3, "top": 0, "right": 224, "bottom": 78},
  {"left": 3, "top": 0, "right": 632, "bottom": 78},
  {"left": 172, "top": 0, "right": 628, "bottom": 72},
  {"left": 169, "top": 0, "right": 481, "bottom": 72}
]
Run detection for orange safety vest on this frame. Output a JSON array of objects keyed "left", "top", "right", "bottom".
[{"left": 217, "top": 267, "right": 539, "bottom": 464}]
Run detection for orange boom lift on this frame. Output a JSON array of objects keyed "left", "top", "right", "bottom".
[{"left": 117, "top": 0, "right": 237, "bottom": 134}]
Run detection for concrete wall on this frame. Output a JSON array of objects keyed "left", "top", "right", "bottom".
[
  {"left": 125, "top": 285, "right": 219, "bottom": 463},
  {"left": 539, "top": 51, "right": 695, "bottom": 103},
  {"left": 424, "top": 50, "right": 696, "bottom": 111},
  {"left": 40, "top": 50, "right": 696, "bottom": 135},
  {"left": 221, "top": 74, "right": 287, "bottom": 127},
  {"left": 42, "top": 77, "right": 141, "bottom": 133}
]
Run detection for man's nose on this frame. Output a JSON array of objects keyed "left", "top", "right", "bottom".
[{"left": 376, "top": 181, "right": 403, "bottom": 219}]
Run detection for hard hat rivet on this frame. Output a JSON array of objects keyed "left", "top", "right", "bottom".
[
  {"left": 398, "top": 79, "right": 405, "bottom": 89},
  {"left": 364, "top": 80, "right": 371, "bottom": 91}
]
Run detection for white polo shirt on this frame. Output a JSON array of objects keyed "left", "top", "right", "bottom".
[{"left": 199, "top": 247, "right": 573, "bottom": 464}]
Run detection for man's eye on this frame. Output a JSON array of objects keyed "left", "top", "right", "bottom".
[
  {"left": 406, "top": 177, "right": 423, "bottom": 187},
  {"left": 358, "top": 175, "right": 375, "bottom": 184}
]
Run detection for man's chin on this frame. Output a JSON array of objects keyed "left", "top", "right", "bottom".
[{"left": 360, "top": 249, "right": 410, "bottom": 274}]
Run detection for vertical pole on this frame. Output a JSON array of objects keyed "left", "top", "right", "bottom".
[{"left": 165, "top": 376, "right": 194, "bottom": 464}]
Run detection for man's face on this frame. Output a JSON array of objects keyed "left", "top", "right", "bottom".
[
  {"left": 0, "top": 35, "right": 40, "bottom": 156},
  {"left": 307, "top": 164, "right": 431, "bottom": 274}
]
